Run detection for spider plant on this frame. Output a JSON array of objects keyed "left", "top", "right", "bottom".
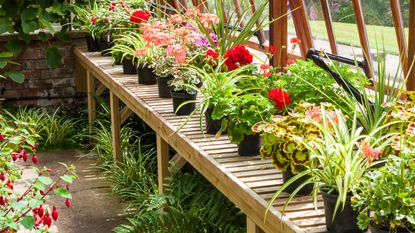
[{"left": 266, "top": 107, "right": 398, "bottom": 218}]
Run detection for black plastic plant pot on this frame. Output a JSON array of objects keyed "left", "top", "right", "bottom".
[
  {"left": 157, "top": 76, "right": 174, "bottom": 98},
  {"left": 282, "top": 170, "right": 313, "bottom": 195},
  {"left": 122, "top": 59, "right": 137, "bottom": 74},
  {"left": 238, "top": 134, "right": 261, "bottom": 156},
  {"left": 137, "top": 65, "right": 157, "bottom": 85},
  {"left": 171, "top": 91, "right": 197, "bottom": 116},
  {"left": 99, "top": 40, "right": 112, "bottom": 56},
  {"left": 205, "top": 107, "right": 224, "bottom": 135},
  {"left": 321, "top": 190, "right": 362, "bottom": 233},
  {"left": 86, "top": 35, "right": 100, "bottom": 52},
  {"left": 368, "top": 223, "right": 410, "bottom": 233}
]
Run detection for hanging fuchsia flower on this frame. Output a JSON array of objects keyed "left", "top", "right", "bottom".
[{"left": 109, "top": 1, "right": 116, "bottom": 11}]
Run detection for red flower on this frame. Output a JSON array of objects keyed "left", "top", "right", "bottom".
[
  {"left": 91, "top": 17, "right": 97, "bottom": 25},
  {"left": 130, "top": 10, "right": 151, "bottom": 24},
  {"left": 260, "top": 64, "right": 270, "bottom": 70},
  {"left": 224, "top": 45, "right": 253, "bottom": 71},
  {"left": 206, "top": 49, "right": 219, "bottom": 59},
  {"left": 263, "top": 71, "right": 271, "bottom": 77},
  {"left": 290, "top": 37, "right": 302, "bottom": 44},
  {"left": 269, "top": 45, "right": 276, "bottom": 54},
  {"left": 109, "top": 2, "right": 116, "bottom": 11},
  {"left": 267, "top": 88, "right": 290, "bottom": 108},
  {"left": 287, "top": 59, "right": 296, "bottom": 65}
]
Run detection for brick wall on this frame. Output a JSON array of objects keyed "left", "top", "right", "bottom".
[{"left": 0, "top": 32, "right": 87, "bottom": 112}]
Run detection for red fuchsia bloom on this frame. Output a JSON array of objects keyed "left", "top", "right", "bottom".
[
  {"left": 166, "top": 44, "right": 188, "bottom": 64},
  {"left": 32, "top": 154, "right": 38, "bottom": 164},
  {"left": 65, "top": 199, "right": 71, "bottom": 208},
  {"left": 224, "top": 45, "right": 253, "bottom": 71},
  {"left": 290, "top": 37, "right": 302, "bottom": 45},
  {"left": 0, "top": 133, "right": 4, "bottom": 141},
  {"left": 269, "top": 45, "right": 277, "bottom": 54},
  {"left": 109, "top": 1, "right": 116, "bottom": 11},
  {"left": 43, "top": 214, "right": 52, "bottom": 227},
  {"left": 135, "top": 49, "right": 146, "bottom": 57},
  {"left": 130, "top": 10, "right": 151, "bottom": 24},
  {"left": 6, "top": 180, "right": 13, "bottom": 190},
  {"left": 91, "top": 17, "right": 97, "bottom": 25},
  {"left": 267, "top": 88, "right": 290, "bottom": 108},
  {"left": 0, "top": 196, "right": 6, "bottom": 206},
  {"left": 52, "top": 206, "right": 59, "bottom": 221},
  {"left": 206, "top": 49, "right": 219, "bottom": 59},
  {"left": 0, "top": 173, "right": 5, "bottom": 181},
  {"left": 287, "top": 59, "right": 296, "bottom": 65},
  {"left": 361, "top": 141, "right": 381, "bottom": 162}
]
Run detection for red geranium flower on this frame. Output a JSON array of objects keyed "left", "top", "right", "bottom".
[
  {"left": 269, "top": 45, "right": 276, "bottom": 54},
  {"left": 260, "top": 64, "right": 270, "bottom": 70},
  {"left": 290, "top": 37, "right": 302, "bottom": 44},
  {"left": 130, "top": 10, "right": 151, "bottom": 24},
  {"left": 287, "top": 59, "right": 296, "bottom": 65},
  {"left": 224, "top": 45, "right": 253, "bottom": 71},
  {"left": 267, "top": 88, "right": 290, "bottom": 108},
  {"left": 206, "top": 49, "right": 219, "bottom": 59}
]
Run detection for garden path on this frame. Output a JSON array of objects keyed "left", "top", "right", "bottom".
[{"left": 18, "top": 150, "right": 127, "bottom": 233}]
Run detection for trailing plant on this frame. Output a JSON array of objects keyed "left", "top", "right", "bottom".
[
  {"left": 0, "top": 114, "right": 77, "bottom": 232},
  {"left": 72, "top": 1, "right": 108, "bottom": 40},
  {"left": 114, "top": 170, "right": 246, "bottom": 233},
  {"left": 352, "top": 152, "right": 415, "bottom": 232},
  {"left": 252, "top": 102, "right": 325, "bottom": 174},
  {"left": 267, "top": 107, "right": 396, "bottom": 217}
]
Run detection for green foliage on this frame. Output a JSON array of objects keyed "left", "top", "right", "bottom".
[
  {"left": 222, "top": 93, "right": 275, "bottom": 144},
  {"left": 352, "top": 152, "right": 415, "bottom": 231},
  {"left": 277, "top": 59, "right": 366, "bottom": 107},
  {"left": 110, "top": 32, "right": 154, "bottom": 65},
  {"left": 114, "top": 171, "right": 246, "bottom": 233},
  {"left": 3, "top": 107, "right": 79, "bottom": 150}
]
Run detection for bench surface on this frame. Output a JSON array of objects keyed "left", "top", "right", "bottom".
[{"left": 74, "top": 46, "right": 329, "bottom": 233}]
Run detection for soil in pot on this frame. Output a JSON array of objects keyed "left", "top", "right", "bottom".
[
  {"left": 171, "top": 90, "right": 197, "bottom": 115},
  {"left": 122, "top": 59, "right": 137, "bottom": 74},
  {"left": 282, "top": 170, "right": 313, "bottom": 195},
  {"left": 137, "top": 65, "right": 157, "bottom": 85},
  {"left": 157, "top": 76, "right": 174, "bottom": 98},
  {"left": 238, "top": 134, "right": 261, "bottom": 156},
  {"left": 205, "top": 107, "right": 225, "bottom": 135},
  {"left": 368, "top": 222, "right": 411, "bottom": 233},
  {"left": 86, "top": 35, "right": 100, "bottom": 52},
  {"left": 321, "top": 190, "right": 362, "bottom": 233}
]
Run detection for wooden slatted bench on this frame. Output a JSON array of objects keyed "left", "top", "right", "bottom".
[{"left": 74, "top": 46, "right": 329, "bottom": 233}]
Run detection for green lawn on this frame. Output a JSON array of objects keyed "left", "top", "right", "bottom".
[{"left": 288, "top": 20, "right": 409, "bottom": 55}]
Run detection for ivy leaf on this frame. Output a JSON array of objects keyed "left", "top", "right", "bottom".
[
  {"left": 38, "top": 176, "right": 53, "bottom": 185},
  {"left": 38, "top": 32, "right": 49, "bottom": 42},
  {"left": 5, "top": 40, "right": 22, "bottom": 54},
  {"left": 0, "top": 17, "right": 11, "bottom": 34},
  {"left": 46, "top": 47, "right": 62, "bottom": 68},
  {"left": 21, "top": 20, "right": 39, "bottom": 34},
  {"left": 0, "top": 59, "right": 7, "bottom": 69},
  {"left": 21, "top": 216, "right": 35, "bottom": 230},
  {"left": 55, "top": 31, "right": 70, "bottom": 41},
  {"left": 3, "top": 0, "right": 18, "bottom": 17},
  {"left": 0, "top": 52, "right": 13, "bottom": 58},
  {"left": 4, "top": 71, "right": 25, "bottom": 84},
  {"left": 54, "top": 187, "right": 72, "bottom": 199},
  {"left": 21, "top": 8, "right": 38, "bottom": 21}
]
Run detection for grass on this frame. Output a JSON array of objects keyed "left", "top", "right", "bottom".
[{"left": 288, "top": 20, "right": 409, "bottom": 55}]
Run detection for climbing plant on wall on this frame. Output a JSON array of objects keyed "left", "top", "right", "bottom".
[{"left": 0, "top": 0, "right": 72, "bottom": 83}]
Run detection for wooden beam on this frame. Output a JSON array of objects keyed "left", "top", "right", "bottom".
[
  {"left": 168, "top": 153, "right": 188, "bottom": 174},
  {"left": 289, "top": 0, "right": 314, "bottom": 58},
  {"left": 249, "top": 0, "right": 266, "bottom": 46},
  {"left": 110, "top": 91, "right": 122, "bottom": 162},
  {"left": 390, "top": 0, "right": 408, "bottom": 75},
  {"left": 351, "top": 0, "right": 373, "bottom": 78},
  {"left": 269, "top": 0, "right": 287, "bottom": 68},
  {"left": 86, "top": 71, "right": 96, "bottom": 135},
  {"left": 232, "top": 0, "right": 245, "bottom": 28},
  {"left": 407, "top": 0, "right": 415, "bottom": 90},
  {"left": 157, "top": 135, "right": 170, "bottom": 193},
  {"left": 95, "top": 83, "right": 107, "bottom": 96},
  {"left": 120, "top": 107, "right": 133, "bottom": 125},
  {"left": 247, "top": 217, "right": 265, "bottom": 233},
  {"left": 320, "top": 0, "right": 338, "bottom": 54}
]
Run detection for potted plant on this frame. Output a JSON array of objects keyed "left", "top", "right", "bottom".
[
  {"left": 217, "top": 93, "right": 275, "bottom": 156},
  {"left": 73, "top": 1, "right": 108, "bottom": 52},
  {"left": 151, "top": 49, "right": 176, "bottom": 98},
  {"left": 267, "top": 107, "right": 396, "bottom": 233},
  {"left": 351, "top": 152, "right": 415, "bottom": 233},
  {"left": 252, "top": 102, "right": 322, "bottom": 194}
]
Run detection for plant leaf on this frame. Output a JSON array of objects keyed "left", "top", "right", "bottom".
[
  {"left": 5, "top": 71, "right": 25, "bottom": 84},
  {"left": 21, "top": 216, "right": 35, "bottom": 230},
  {"left": 5, "top": 40, "right": 22, "bottom": 54},
  {"left": 0, "top": 17, "right": 11, "bottom": 33},
  {"left": 46, "top": 47, "right": 62, "bottom": 68},
  {"left": 54, "top": 187, "right": 72, "bottom": 199},
  {"left": 38, "top": 176, "right": 53, "bottom": 185}
]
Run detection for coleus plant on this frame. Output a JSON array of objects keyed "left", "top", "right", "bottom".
[
  {"left": 252, "top": 101, "right": 323, "bottom": 174},
  {"left": 0, "top": 115, "right": 77, "bottom": 232}
]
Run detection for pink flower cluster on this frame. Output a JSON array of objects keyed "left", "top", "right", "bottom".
[
  {"left": 166, "top": 44, "right": 189, "bottom": 64},
  {"left": 305, "top": 107, "right": 339, "bottom": 125},
  {"left": 142, "top": 21, "right": 174, "bottom": 47},
  {"left": 361, "top": 141, "right": 381, "bottom": 161},
  {"left": 186, "top": 9, "right": 219, "bottom": 29}
]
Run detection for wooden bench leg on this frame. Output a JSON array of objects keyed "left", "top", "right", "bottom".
[
  {"left": 120, "top": 107, "right": 133, "bottom": 125},
  {"left": 86, "top": 71, "right": 96, "bottom": 135},
  {"left": 168, "top": 153, "right": 187, "bottom": 174},
  {"left": 157, "top": 135, "right": 170, "bottom": 193},
  {"left": 247, "top": 217, "right": 265, "bottom": 233},
  {"left": 110, "top": 91, "right": 122, "bottom": 162}
]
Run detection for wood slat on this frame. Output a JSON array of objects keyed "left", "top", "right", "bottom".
[
  {"left": 289, "top": 0, "right": 314, "bottom": 58},
  {"left": 269, "top": 0, "right": 288, "bottom": 68},
  {"left": 319, "top": 0, "right": 338, "bottom": 54},
  {"left": 390, "top": 0, "right": 408, "bottom": 75},
  {"left": 407, "top": 0, "right": 415, "bottom": 91}
]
